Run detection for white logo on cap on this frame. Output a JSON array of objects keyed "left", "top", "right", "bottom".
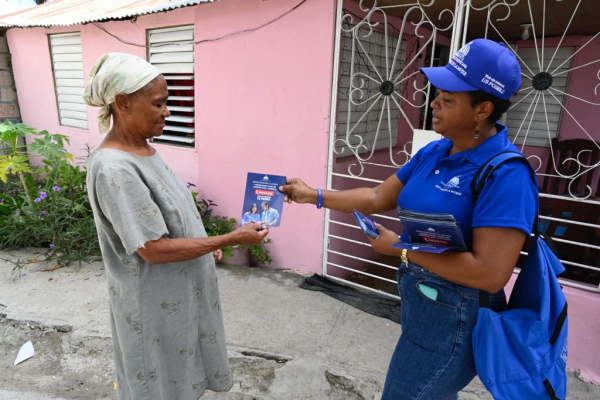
[
  {"left": 481, "top": 74, "right": 506, "bottom": 95},
  {"left": 450, "top": 43, "right": 471, "bottom": 76},
  {"left": 456, "top": 43, "right": 470, "bottom": 60}
]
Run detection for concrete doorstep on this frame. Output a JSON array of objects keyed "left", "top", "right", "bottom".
[{"left": 1, "top": 249, "right": 599, "bottom": 400}]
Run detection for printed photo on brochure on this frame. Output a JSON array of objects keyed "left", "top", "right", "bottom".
[{"left": 241, "top": 172, "right": 286, "bottom": 229}]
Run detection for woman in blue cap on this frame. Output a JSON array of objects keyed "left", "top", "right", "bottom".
[{"left": 281, "top": 39, "right": 538, "bottom": 399}]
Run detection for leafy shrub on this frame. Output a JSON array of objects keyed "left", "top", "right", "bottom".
[
  {"left": 0, "top": 121, "right": 99, "bottom": 266},
  {"left": 0, "top": 121, "right": 272, "bottom": 267}
]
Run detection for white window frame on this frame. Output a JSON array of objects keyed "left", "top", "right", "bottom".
[
  {"left": 147, "top": 25, "right": 195, "bottom": 147},
  {"left": 49, "top": 32, "right": 88, "bottom": 130}
]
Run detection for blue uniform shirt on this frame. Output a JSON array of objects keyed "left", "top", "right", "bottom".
[{"left": 396, "top": 124, "right": 537, "bottom": 250}]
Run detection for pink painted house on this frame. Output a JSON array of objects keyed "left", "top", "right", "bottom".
[{"left": 1, "top": 0, "right": 599, "bottom": 385}]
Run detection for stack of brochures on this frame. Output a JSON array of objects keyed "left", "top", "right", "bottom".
[
  {"left": 391, "top": 207, "right": 467, "bottom": 253},
  {"left": 351, "top": 210, "right": 379, "bottom": 239}
]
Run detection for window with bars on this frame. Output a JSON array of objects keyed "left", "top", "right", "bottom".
[
  {"left": 504, "top": 46, "right": 574, "bottom": 148},
  {"left": 336, "top": 26, "right": 406, "bottom": 158},
  {"left": 147, "top": 25, "right": 195, "bottom": 147},
  {"left": 49, "top": 32, "right": 88, "bottom": 129}
]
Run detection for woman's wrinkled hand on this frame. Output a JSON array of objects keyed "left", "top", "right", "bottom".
[
  {"left": 368, "top": 223, "right": 401, "bottom": 256},
  {"left": 233, "top": 222, "right": 269, "bottom": 246},
  {"left": 213, "top": 249, "right": 223, "bottom": 262},
  {"left": 279, "top": 178, "right": 315, "bottom": 205}
]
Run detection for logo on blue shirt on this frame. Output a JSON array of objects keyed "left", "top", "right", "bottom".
[
  {"left": 435, "top": 175, "right": 462, "bottom": 196},
  {"left": 443, "top": 176, "right": 461, "bottom": 189}
]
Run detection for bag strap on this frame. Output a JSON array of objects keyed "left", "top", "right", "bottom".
[
  {"left": 549, "top": 302, "right": 568, "bottom": 346},
  {"left": 471, "top": 151, "right": 539, "bottom": 220},
  {"left": 474, "top": 151, "right": 539, "bottom": 308}
]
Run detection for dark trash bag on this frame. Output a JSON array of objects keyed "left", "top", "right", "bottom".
[
  {"left": 472, "top": 152, "right": 568, "bottom": 400},
  {"left": 301, "top": 274, "right": 401, "bottom": 324}
]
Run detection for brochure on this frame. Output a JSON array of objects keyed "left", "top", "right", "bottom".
[
  {"left": 391, "top": 207, "right": 467, "bottom": 253},
  {"left": 351, "top": 210, "right": 380, "bottom": 239},
  {"left": 241, "top": 173, "right": 286, "bottom": 228}
]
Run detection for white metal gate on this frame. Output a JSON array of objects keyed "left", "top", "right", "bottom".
[{"left": 324, "top": 0, "right": 600, "bottom": 298}]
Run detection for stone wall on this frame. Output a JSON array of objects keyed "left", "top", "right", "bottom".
[{"left": 0, "top": 33, "right": 20, "bottom": 123}]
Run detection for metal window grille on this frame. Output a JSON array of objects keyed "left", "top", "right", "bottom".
[
  {"left": 505, "top": 47, "right": 574, "bottom": 148},
  {"left": 326, "top": 1, "right": 600, "bottom": 295},
  {"left": 49, "top": 32, "right": 88, "bottom": 130},
  {"left": 336, "top": 25, "right": 406, "bottom": 158},
  {"left": 147, "top": 25, "right": 195, "bottom": 147}
]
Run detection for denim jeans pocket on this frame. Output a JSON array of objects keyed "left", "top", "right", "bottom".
[{"left": 400, "top": 273, "right": 461, "bottom": 353}]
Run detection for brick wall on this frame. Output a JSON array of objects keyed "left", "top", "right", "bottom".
[{"left": 0, "top": 33, "right": 21, "bottom": 123}]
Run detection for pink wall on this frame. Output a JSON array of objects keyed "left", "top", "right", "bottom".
[{"left": 7, "top": 0, "right": 338, "bottom": 273}]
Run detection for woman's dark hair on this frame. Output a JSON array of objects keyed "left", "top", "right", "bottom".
[{"left": 468, "top": 90, "right": 512, "bottom": 123}]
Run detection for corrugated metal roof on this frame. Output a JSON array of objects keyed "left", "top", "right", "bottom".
[{"left": 0, "top": 0, "right": 213, "bottom": 28}]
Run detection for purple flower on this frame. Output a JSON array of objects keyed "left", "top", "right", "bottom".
[
  {"left": 52, "top": 186, "right": 61, "bottom": 192},
  {"left": 48, "top": 251, "right": 53, "bottom": 257},
  {"left": 21, "top": 273, "right": 27, "bottom": 277},
  {"left": 49, "top": 244, "right": 55, "bottom": 249},
  {"left": 7, "top": 167, "right": 12, "bottom": 172},
  {"left": 39, "top": 192, "right": 48, "bottom": 200},
  {"left": 40, "top": 210, "right": 47, "bottom": 215},
  {"left": 34, "top": 198, "right": 41, "bottom": 203},
  {"left": 15, "top": 210, "right": 20, "bottom": 216},
  {"left": 0, "top": 199, "right": 4, "bottom": 204},
  {"left": 26, "top": 210, "right": 33, "bottom": 214}
]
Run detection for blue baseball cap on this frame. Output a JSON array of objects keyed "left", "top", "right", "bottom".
[{"left": 420, "top": 39, "right": 521, "bottom": 100}]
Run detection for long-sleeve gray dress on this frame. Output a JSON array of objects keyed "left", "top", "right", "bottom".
[{"left": 86, "top": 148, "right": 232, "bottom": 400}]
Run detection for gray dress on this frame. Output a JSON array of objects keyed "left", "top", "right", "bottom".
[{"left": 86, "top": 149, "right": 232, "bottom": 400}]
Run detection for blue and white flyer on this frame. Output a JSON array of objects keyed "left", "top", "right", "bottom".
[
  {"left": 391, "top": 207, "right": 467, "bottom": 253},
  {"left": 241, "top": 173, "right": 286, "bottom": 228}
]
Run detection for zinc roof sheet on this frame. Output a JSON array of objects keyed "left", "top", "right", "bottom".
[{"left": 0, "top": 0, "right": 212, "bottom": 28}]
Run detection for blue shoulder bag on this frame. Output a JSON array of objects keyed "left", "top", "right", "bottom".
[{"left": 471, "top": 151, "right": 569, "bottom": 400}]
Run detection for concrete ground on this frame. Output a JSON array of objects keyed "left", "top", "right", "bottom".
[{"left": 1, "top": 249, "right": 599, "bottom": 400}]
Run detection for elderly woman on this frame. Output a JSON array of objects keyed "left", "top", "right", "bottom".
[
  {"left": 83, "top": 53, "right": 268, "bottom": 400},
  {"left": 281, "top": 39, "right": 538, "bottom": 399}
]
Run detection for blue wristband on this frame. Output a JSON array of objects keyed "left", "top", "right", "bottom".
[{"left": 317, "top": 189, "right": 323, "bottom": 209}]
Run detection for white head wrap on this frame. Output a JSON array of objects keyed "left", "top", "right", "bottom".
[{"left": 82, "top": 53, "right": 160, "bottom": 134}]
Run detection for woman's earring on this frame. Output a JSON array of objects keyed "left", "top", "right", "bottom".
[{"left": 474, "top": 122, "right": 480, "bottom": 139}]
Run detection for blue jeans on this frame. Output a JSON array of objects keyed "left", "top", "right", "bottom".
[{"left": 382, "top": 262, "right": 507, "bottom": 399}]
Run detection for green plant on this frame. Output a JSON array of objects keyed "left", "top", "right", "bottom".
[
  {"left": 0, "top": 122, "right": 99, "bottom": 266},
  {"left": 190, "top": 188, "right": 272, "bottom": 266},
  {"left": 247, "top": 237, "right": 273, "bottom": 266},
  {"left": 1, "top": 256, "right": 26, "bottom": 281}
]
